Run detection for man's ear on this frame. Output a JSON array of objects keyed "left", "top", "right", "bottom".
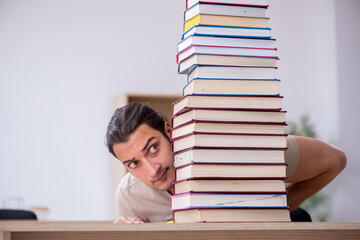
[{"left": 164, "top": 122, "right": 171, "bottom": 138}]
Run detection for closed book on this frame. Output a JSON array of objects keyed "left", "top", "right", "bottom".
[
  {"left": 182, "top": 25, "right": 271, "bottom": 40},
  {"left": 188, "top": 66, "right": 277, "bottom": 82},
  {"left": 171, "top": 192, "right": 288, "bottom": 210},
  {"left": 178, "top": 35, "right": 276, "bottom": 52},
  {"left": 172, "top": 95, "right": 283, "bottom": 116},
  {"left": 183, "top": 78, "right": 280, "bottom": 96},
  {"left": 177, "top": 45, "right": 277, "bottom": 63},
  {"left": 171, "top": 120, "right": 286, "bottom": 139},
  {"left": 187, "top": 0, "right": 269, "bottom": 9},
  {"left": 173, "top": 179, "right": 287, "bottom": 195},
  {"left": 175, "top": 163, "right": 287, "bottom": 181},
  {"left": 184, "top": 14, "right": 269, "bottom": 32},
  {"left": 172, "top": 108, "right": 286, "bottom": 128},
  {"left": 173, "top": 148, "right": 286, "bottom": 168},
  {"left": 179, "top": 54, "right": 277, "bottom": 74},
  {"left": 185, "top": 3, "right": 267, "bottom": 21},
  {"left": 173, "top": 208, "right": 291, "bottom": 223},
  {"left": 172, "top": 132, "right": 287, "bottom": 153}
]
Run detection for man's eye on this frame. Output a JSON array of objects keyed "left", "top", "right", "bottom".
[
  {"left": 149, "top": 145, "right": 158, "bottom": 153},
  {"left": 128, "top": 161, "right": 139, "bottom": 169}
]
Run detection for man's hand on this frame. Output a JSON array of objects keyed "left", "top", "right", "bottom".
[{"left": 113, "top": 216, "right": 149, "bottom": 224}]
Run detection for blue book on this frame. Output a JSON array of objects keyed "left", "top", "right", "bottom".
[
  {"left": 171, "top": 192, "right": 288, "bottom": 210},
  {"left": 182, "top": 25, "right": 271, "bottom": 40}
]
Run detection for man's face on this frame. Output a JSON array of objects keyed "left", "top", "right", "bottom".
[{"left": 113, "top": 123, "right": 175, "bottom": 192}]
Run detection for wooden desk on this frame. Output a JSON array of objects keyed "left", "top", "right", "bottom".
[{"left": 1, "top": 221, "right": 359, "bottom": 240}]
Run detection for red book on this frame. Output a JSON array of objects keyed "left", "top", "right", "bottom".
[
  {"left": 171, "top": 132, "right": 288, "bottom": 153},
  {"left": 172, "top": 94, "right": 283, "bottom": 116},
  {"left": 171, "top": 120, "right": 287, "bottom": 139},
  {"left": 172, "top": 178, "right": 287, "bottom": 195},
  {"left": 175, "top": 162, "right": 288, "bottom": 182},
  {"left": 172, "top": 107, "right": 287, "bottom": 128},
  {"left": 173, "top": 207, "right": 290, "bottom": 223}
]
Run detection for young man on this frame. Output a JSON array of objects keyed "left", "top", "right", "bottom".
[{"left": 106, "top": 103, "right": 346, "bottom": 223}]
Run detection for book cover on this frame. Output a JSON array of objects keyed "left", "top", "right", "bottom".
[
  {"left": 171, "top": 192, "right": 288, "bottom": 210},
  {"left": 172, "top": 94, "right": 284, "bottom": 116},
  {"left": 186, "top": 0, "right": 269, "bottom": 9},
  {"left": 184, "top": 14, "right": 270, "bottom": 32},
  {"left": 178, "top": 54, "right": 278, "bottom": 74},
  {"left": 173, "top": 207, "right": 291, "bottom": 223},
  {"left": 171, "top": 120, "right": 287, "bottom": 139},
  {"left": 174, "top": 162, "right": 288, "bottom": 181},
  {"left": 178, "top": 35, "right": 276, "bottom": 53},
  {"left": 184, "top": 3, "right": 267, "bottom": 21},
  {"left": 177, "top": 45, "right": 278, "bottom": 63},
  {"left": 182, "top": 78, "right": 280, "bottom": 96},
  {"left": 173, "top": 147, "right": 286, "bottom": 168},
  {"left": 173, "top": 178, "right": 287, "bottom": 194},
  {"left": 182, "top": 25, "right": 271, "bottom": 40}
]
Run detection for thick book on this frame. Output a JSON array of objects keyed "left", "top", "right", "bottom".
[
  {"left": 177, "top": 45, "right": 277, "bottom": 63},
  {"left": 187, "top": 0, "right": 269, "bottom": 9},
  {"left": 175, "top": 163, "right": 288, "bottom": 181},
  {"left": 178, "top": 35, "right": 276, "bottom": 53},
  {"left": 183, "top": 78, "right": 280, "bottom": 96},
  {"left": 172, "top": 108, "right": 286, "bottom": 128},
  {"left": 184, "top": 3, "right": 267, "bottom": 21},
  {"left": 171, "top": 120, "right": 286, "bottom": 139},
  {"left": 173, "top": 148, "right": 286, "bottom": 168},
  {"left": 178, "top": 54, "right": 278, "bottom": 74},
  {"left": 187, "top": 66, "right": 277, "bottom": 82},
  {"left": 184, "top": 14, "right": 269, "bottom": 32},
  {"left": 171, "top": 192, "right": 288, "bottom": 210},
  {"left": 173, "top": 179, "right": 287, "bottom": 195},
  {"left": 182, "top": 25, "right": 271, "bottom": 40},
  {"left": 172, "top": 132, "right": 287, "bottom": 153},
  {"left": 173, "top": 208, "right": 291, "bottom": 223},
  {"left": 172, "top": 95, "right": 283, "bottom": 116}
]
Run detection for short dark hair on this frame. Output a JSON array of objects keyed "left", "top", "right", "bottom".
[{"left": 106, "top": 102, "right": 169, "bottom": 158}]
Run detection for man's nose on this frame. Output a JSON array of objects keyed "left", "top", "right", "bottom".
[{"left": 143, "top": 158, "right": 161, "bottom": 177}]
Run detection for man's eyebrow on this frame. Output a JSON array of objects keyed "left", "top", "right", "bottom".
[{"left": 122, "top": 136, "right": 156, "bottom": 165}]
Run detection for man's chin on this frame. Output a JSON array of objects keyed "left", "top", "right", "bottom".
[{"left": 153, "top": 181, "right": 173, "bottom": 192}]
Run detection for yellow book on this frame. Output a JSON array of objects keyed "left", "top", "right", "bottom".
[{"left": 184, "top": 14, "right": 269, "bottom": 32}]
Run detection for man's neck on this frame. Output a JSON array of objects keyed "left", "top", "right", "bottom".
[{"left": 167, "top": 188, "right": 173, "bottom": 195}]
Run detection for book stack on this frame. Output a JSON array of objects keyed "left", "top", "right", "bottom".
[{"left": 170, "top": 0, "right": 291, "bottom": 223}]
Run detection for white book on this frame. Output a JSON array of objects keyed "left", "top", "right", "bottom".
[
  {"left": 178, "top": 54, "right": 278, "bottom": 74},
  {"left": 172, "top": 108, "right": 286, "bottom": 128},
  {"left": 178, "top": 35, "right": 276, "bottom": 53},
  {"left": 178, "top": 45, "right": 277, "bottom": 63},
  {"left": 185, "top": 3, "right": 267, "bottom": 21},
  {"left": 172, "top": 132, "right": 287, "bottom": 153},
  {"left": 187, "top": 0, "right": 269, "bottom": 9},
  {"left": 171, "top": 192, "right": 288, "bottom": 210},
  {"left": 182, "top": 25, "right": 271, "bottom": 40},
  {"left": 188, "top": 66, "right": 277, "bottom": 82},
  {"left": 174, "top": 148, "right": 285, "bottom": 168}
]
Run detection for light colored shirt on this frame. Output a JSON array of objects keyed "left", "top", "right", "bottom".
[
  {"left": 115, "top": 136, "right": 299, "bottom": 222},
  {"left": 115, "top": 172, "right": 172, "bottom": 222}
]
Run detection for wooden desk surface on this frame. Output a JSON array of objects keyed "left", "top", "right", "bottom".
[{"left": 1, "top": 221, "right": 360, "bottom": 240}]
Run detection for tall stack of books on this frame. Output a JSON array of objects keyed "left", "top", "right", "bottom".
[{"left": 170, "top": 0, "right": 291, "bottom": 223}]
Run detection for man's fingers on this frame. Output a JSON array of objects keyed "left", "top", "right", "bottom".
[
  {"left": 140, "top": 217, "right": 149, "bottom": 223},
  {"left": 113, "top": 216, "right": 145, "bottom": 224}
]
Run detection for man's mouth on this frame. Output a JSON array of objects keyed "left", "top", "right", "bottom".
[{"left": 154, "top": 168, "right": 168, "bottom": 182}]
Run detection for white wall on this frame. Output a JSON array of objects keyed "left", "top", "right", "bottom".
[
  {"left": 269, "top": 0, "right": 339, "bottom": 141},
  {"left": 0, "top": 0, "right": 184, "bottom": 220},
  {"left": 0, "top": 0, "right": 359, "bottom": 221},
  {"left": 331, "top": 0, "right": 360, "bottom": 221}
]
